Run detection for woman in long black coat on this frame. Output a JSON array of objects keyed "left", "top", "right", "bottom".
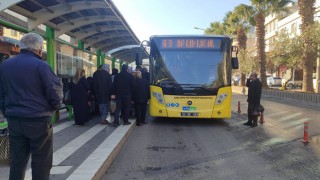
[{"left": 70, "top": 68, "right": 90, "bottom": 125}]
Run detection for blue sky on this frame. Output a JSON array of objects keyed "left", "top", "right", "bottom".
[{"left": 113, "top": 0, "right": 251, "bottom": 41}]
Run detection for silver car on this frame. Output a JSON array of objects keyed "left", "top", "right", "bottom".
[{"left": 267, "top": 77, "right": 282, "bottom": 87}]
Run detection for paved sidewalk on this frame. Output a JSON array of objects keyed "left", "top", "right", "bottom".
[{"left": 0, "top": 110, "right": 135, "bottom": 180}]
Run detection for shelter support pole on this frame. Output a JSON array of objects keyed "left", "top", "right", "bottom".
[
  {"left": 46, "top": 26, "right": 57, "bottom": 123},
  {"left": 101, "top": 53, "right": 105, "bottom": 65},
  {"left": 78, "top": 41, "right": 84, "bottom": 50},
  {"left": 96, "top": 50, "right": 101, "bottom": 67},
  {"left": 112, "top": 57, "right": 116, "bottom": 69}
]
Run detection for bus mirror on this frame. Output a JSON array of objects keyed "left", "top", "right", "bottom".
[
  {"left": 231, "top": 57, "right": 239, "bottom": 69},
  {"left": 135, "top": 53, "right": 142, "bottom": 65}
]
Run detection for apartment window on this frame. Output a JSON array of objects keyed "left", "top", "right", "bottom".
[
  {"left": 272, "top": 21, "right": 276, "bottom": 31},
  {"left": 11, "top": 30, "right": 17, "bottom": 36}
]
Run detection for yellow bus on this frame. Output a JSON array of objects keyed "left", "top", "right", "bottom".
[{"left": 148, "top": 35, "right": 238, "bottom": 119}]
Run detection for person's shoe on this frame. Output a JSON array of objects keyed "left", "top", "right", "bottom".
[
  {"left": 106, "top": 115, "right": 111, "bottom": 123},
  {"left": 136, "top": 123, "right": 141, "bottom": 126},
  {"left": 243, "top": 122, "right": 252, "bottom": 126},
  {"left": 141, "top": 122, "right": 148, "bottom": 124},
  {"left": 113, "top": 123, "right": 119, "bottom": 127},
  {"left": 100, "top": 120, "right": 109, "bottom": 124},
  {"left": 123, "top": 122, "right": 131, "bottom": 125},
  {"left": 250, "top": 124, "right": 258, "bottom": 128}
]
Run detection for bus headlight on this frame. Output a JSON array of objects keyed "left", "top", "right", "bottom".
[
  {"left": 215, "top": 93, "right": 228, "bottom": 105},
  {"left": 152, "top": 92, "right": 165, "bottom": 104}
]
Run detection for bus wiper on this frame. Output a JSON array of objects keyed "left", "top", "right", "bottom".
[{"left": 176, "top": 84, "right": 215, "bottom": 94}]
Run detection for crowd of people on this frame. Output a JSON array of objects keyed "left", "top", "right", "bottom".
[{"left": 67, "top": 64, "right": 150, "bottom": 127}]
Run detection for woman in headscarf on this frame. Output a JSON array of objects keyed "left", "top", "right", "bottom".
[{"left": 70, "top": 68, "right": 90, "bottom": 126}]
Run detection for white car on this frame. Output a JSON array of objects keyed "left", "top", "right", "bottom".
[{"left": 267, "top": 77, "right": 282, "bottom": 87}]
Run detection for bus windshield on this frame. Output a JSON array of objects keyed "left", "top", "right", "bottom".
[{"left": 155, "top": 50, "right": 223, "bottom": 86}]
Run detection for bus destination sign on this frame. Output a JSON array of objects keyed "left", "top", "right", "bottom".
[{"left": 161, "top": 38, "right": 221, "bottom": 49}]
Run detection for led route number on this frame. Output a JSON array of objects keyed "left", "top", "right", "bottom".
[{"left": 161, "top": 38, "right": 221, "bottom": 49}]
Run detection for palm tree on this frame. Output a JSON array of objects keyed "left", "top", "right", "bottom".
[
  {"left": 204, "top": 21, "right": 228, "bottom": 35},
  {"left": 226, "top": 4, "right": 254, "bottom": 86},
  {"left": 242, "top": 0, "right": 292, "bottom": 88},
  {"left": 298, "top": 0, "right": 315, "bottom": 92}
]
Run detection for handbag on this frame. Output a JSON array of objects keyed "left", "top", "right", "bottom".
[
  {"left": 252, "top": 104, "right": 264, "bottom": 116},
  {"left": 110, "top": 100, "right": 116, "bottom": 113}
]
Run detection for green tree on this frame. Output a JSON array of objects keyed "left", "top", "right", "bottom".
[
  {"left": 298, "top": 0, "right": 316, "bottom": 92},
  {"left": 242, "top": 0, "right": 292, "bottom": 88},
  {"left": 238, "top": 49, "right": 259, "bottom": 75},
  {"left": 268, "top": 30, "right": 304, "bottom": 89},
  {"left": 204, "top": 21, "right": 227, "bottom": 35}
]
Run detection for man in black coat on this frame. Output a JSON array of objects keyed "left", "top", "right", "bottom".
[
  {"left": 133, "top": 71, "right": 150, "bottom": 126},
  {"left": 111, "top": 64, "right": 135, "bottom": 127},
  {"left": 93, "top": 64, "right": 112, "bottom": 124},
  {"left": 244, "top": 72, "right": 262, "bottom": 127}
]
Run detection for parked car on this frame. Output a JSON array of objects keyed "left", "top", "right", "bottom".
[
  {"left": 286, "top": 80, "right": 302, "bottom": 89},
  {"left": 267, "top": 77, "right": 282, "bottom": 87}
]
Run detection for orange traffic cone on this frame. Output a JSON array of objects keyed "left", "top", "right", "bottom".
[
  {"left": 237, "top": 101, "right": 241, "bottom": 113},
  {"left": 259, "top": 111, "right": 265, "bottom": 124},
  {"left": 301, "top": 122, "right": 310, "bottom": 143}
]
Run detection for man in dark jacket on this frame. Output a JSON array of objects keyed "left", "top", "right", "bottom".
[
  {"left": 142, "top": 67, "right": 150, "bottom": 82},
  {"left": 134, "top": 71, "right": 150, "bottom": 126},
  {"left": 93, "top": 64, "right": 112, "bottom": 124},
  {"left": 244, "top": 72, "right": 262, "bottom": 127},
  {"left": 111, "top": 64, "right": 135, "bottom": 127},
  {"left": 0, "top": 33, "right": 63, "bottom": 180}
]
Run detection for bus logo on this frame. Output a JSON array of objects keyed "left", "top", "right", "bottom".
[
  {"left": 182, "top": 106, "right": 197, "bottom": 111},
  {"left": 167, "top": 103, "right": 180, "bottom": 107},
  {"left": 182, "top": 106, "right": 190, "bottom": 111}
]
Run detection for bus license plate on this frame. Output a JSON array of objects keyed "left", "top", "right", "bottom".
[{"left": 181, "top": 112, "right": 199, "bottom": 117}]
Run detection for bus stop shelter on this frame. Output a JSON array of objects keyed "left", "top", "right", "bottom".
[{"left": 0, "top": 0, "right": 148, "bottom": 68}]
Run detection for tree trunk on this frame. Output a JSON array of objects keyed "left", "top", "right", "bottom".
[
  {"left": 255, "top": 13, "right": 267, "bottom": 88},
  {"left": 237, "top": 26, "right": 247, "bottom": 86},
  {"left": 298, "top": 0, "right": 315, "bottom": 92}
]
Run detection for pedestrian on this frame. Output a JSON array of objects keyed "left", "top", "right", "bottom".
[
  {"left": 135, "top": 65, "right": 142, "bottom": 72},
  {"left": 111, "top": 68, "right": 118, "bottom": 83},
  {"left": 133, "top": 71, "right": 150, "bottom": 126},
  {"left": 142, "top": 67, "right": 150, "bottom": 82},
  {"left": 112, "top": 64, "right": 135, "bottom": 127},
  {"left": 70, "top": 68, "right": 90, "bottom": 126},
  {"left": 87, "top": 76, "right": 95, "bottom": 119},
  {"left": 243, "top": 72, "right": 262, "bottom": 127},
  {"left": 93, "top": 64, "right": 112, "bottom": 124},
  {"left": 0, "top": 33, "right": 63, "bottom": 180}
]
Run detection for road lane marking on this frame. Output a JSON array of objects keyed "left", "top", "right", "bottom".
[
  {"left": 67, "top": 120, "right": 135, "bottom": 180},
  {"left": 53, "top": 120, "right": 74, "bottom": 134},
  {"left": 264, "top": 111, "right": 290, "bottom": 118},
  {"left": 275, "top": 113, "right": 302, "bottom": 122},
  {"left": 52, "top": 124, "right": 107, "bottom": 166}
]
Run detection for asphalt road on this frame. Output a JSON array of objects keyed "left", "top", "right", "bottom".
[{"left": 102, "top": 93, "right": 320, "bottom": 180}]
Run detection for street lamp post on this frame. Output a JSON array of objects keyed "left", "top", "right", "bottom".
[{"left": 194, "top": 27, "right": 205, "bottom": 31}]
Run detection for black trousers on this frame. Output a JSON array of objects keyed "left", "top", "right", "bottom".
[
  {"left": 135, "top": 102, "right": 147, "bottom": 125},
  {"left": 247, "top": 103, "right": 258, "bottom": 125},
  {"left": 8, "top": 117, "right": 53, "bottom": 180},
  {"left": 114, "top": 96, "right": 131, "bottom": 125}
]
